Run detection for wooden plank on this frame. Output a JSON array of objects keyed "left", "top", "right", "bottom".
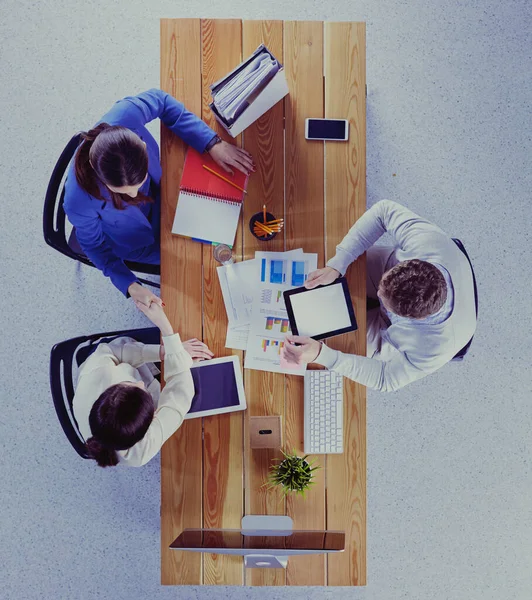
[
  {"left": 200, "top": 18, "right": 244, "bottom": 586},
  {"left": 323, "top": 21, "right": 367, "bottom": 586},
  {"left": 283, "top": 20, "right": 327, "bottom": 586},
  {"left": 160, "top": 18, "right": 204, "bottom": 585},
  {"left": 241, "top": 20, "right": 286, "bottom": 588}
]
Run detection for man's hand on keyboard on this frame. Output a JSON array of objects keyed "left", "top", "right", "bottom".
[{"left": 282, "top": 335, "right": 322, "bottom": 365}]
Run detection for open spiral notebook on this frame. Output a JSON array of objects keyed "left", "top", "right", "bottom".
[{"left": 171, "top": 148, "right": 248, "bottom": 247}]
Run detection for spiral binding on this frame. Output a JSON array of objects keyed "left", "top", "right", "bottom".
[{"left": 182, "top": 187, "right": 241, "bottom": 206}]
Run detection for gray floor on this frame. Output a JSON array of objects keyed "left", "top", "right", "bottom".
[{"left": 1, "top": 0, "right": 531, "bottom": 599}]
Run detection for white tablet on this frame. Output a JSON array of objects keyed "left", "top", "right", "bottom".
[
  {"left": 184, "top": 355, "right": 246, "bottom": 419},
  {"left": 283, "top": 278, "right": 358, "bottom": 340}
]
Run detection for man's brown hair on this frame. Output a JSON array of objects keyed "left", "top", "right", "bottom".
[{"left": 379, "top": 259, "right": 447, "bottom": 319}]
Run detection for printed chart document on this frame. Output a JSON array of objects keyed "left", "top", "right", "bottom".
[
  {"left": 217, "top": 260, "right": 258, "bottom": 350},
  {"left": 217, "top": 260, "right": 257, "bottom": 325},
  {"left": 225, "top": 325, "right": 250, "bottom": 351},
  {"left": 244, "top": 250, "right": 317, "bottom": 375}
]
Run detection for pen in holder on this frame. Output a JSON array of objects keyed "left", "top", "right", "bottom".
[{"left": 250, "top": 206, "right": 283, "bottom": 241}]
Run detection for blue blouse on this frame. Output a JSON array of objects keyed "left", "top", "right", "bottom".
[{"left": 64, "top": 89, "right": 216, "bottom": 296}]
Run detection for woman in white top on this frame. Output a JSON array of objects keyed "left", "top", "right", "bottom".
[{"left": 73, "top": 302, "right": 213, "bottom": 467}]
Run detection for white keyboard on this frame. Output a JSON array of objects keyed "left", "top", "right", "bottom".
[{"left": 304, "top": 370, "right": 344, "bottom": 454}]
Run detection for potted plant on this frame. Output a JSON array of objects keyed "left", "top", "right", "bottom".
[{"left": 267, "top": 450, "right": 320, "bottom": 497}]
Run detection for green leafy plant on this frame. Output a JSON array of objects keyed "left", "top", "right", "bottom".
[{"left": 266, "top": 450, "right": 320, "bottom": 497}]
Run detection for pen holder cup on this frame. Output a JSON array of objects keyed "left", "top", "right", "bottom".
[{"left": 250, "top": 212, "right": 278, "bottom": 241}]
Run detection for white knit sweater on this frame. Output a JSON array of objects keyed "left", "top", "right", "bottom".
[{"left": 316, "top": 200, "right": 477, "bottom": 391}]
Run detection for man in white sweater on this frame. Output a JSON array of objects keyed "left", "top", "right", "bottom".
[{"left": 281, "top": 200, "right": 477, "bottom": 391}]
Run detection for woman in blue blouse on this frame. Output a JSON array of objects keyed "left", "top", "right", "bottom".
[{"left": 64, "top": 89, "right": 254, "bottom": 307}]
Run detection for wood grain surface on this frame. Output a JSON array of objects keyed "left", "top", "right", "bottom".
[
  {"left": 323, "top": 21, "right": 367, "bottom": 586},
  {"left": 200, "top": 19, "right": 245, "bottom": 587},
  {"left": 283, "top": 21, "right": 327, "bottom": 586},
  {"left": 160, "top": 19, "right": 366, "bottom": 587},
  {"left": 160, "top": 18, "right": 204, "bottom": 585},
  {"left": 242, "top": 19, "right": 287, "bottom": 587}
]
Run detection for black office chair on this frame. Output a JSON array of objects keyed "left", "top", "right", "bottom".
[
  {"left": 43, "top": 133, "right": 160, "bottom": 288},
  {"left": 50, "top": 326, "right": 160, "bottom": 458},
  {"left": 451, "top": 238, "right": 478, "bottom": 361}
]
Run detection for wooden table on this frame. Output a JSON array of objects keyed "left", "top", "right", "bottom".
[{"left": 160, "top": 19, "right": 366, "bottom": 586}]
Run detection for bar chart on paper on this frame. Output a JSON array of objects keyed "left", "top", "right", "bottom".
[
  {"left": 261, "top": 339, "right": 284, "bottom": 355},
  {"left": 264, "top": 316, "right": 290, "bottom": 333},
  {"left": 260, "top": 289, "right": 283, "bottom": 304},
  {"left": 260, "top": 257, "right": 310, "bottom": 286}
]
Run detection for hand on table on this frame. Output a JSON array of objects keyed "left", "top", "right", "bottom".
[
  {"left": 133, "top": 299, "right": 173, "bottom": 337},
  {"left": 182, "top": 339, "right": 214, "bottom": 362},
  {"left": 304, "top": 266, "right": 340, "bottom": 289},
  {"left": 281, "top": 335, "right": 322, "bottom": 366},
  {"left": 209, "top": 140, "right": 255, "bottom": 176},
  {"left": 159, "top": 338, "right": 213, "bottom": 362}
]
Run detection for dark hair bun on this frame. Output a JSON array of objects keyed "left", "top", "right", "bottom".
[{"left": 86, "top": 437, "right": 119, "bottom": 468}]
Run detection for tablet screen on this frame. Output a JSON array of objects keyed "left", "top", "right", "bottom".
[
  {"left": 189, "top": 361, "right": 240, "bottom": 413},
  {"left": 287, "top": 282, "right": 355, "bottom": 338}
]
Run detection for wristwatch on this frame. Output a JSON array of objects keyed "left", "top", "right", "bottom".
[{"left": 205, "top": 134, "right": 222, "bottom": 153}]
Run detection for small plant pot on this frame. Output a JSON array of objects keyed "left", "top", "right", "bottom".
[
  {"left": 267, "top": 450, "right": 320, "bottom": 497},
  {"left": 250, "top": 211, "right": 278, "bottom": 241}
]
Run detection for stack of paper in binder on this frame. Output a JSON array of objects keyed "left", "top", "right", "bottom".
[{"left": 209, "top": 44, "right": 289, "bottom": 137}]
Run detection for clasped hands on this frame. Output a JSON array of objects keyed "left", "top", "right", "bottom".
[
  {"left": 133, "top": 296, "right": 213, "bottom": 362},
  {"left": 280, "top": 266, "right": 340, "bottom": 368}
]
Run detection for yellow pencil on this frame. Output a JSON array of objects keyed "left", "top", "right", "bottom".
[
  {"left": 255, "top": 224, "right": 282, "bottom": 234},
  {"left": 263, "top": 204, "right": 267, "bottom": 223},
  {"left": 202, "top": 165, "right": 247, "bottom": 194},
  {"left": 254, "top": 222, "right": 274, "bottom": 234}
]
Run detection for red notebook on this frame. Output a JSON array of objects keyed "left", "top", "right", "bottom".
[{"left": 172, "top": 148, "right": 248, "bottom": 247}]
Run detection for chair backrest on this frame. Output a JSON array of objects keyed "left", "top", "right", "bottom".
[
  {"left": 43, "top": 133, "right": 93, "bottom": 265},
  {"left": 49, "top": 327, "right": 160, "bottom": 459},
  {"left": 43, "top": 133, "right": 161, "bottom": 286},
  {"left": 451, "top": 238, "right": 478, "bottom": 361}
]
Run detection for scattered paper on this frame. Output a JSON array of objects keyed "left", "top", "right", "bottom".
[
  {"left": 216, "top": 249, "right": 318, "bottom": 374},
  {"left": 243, "top": 250, "right": 318, "bottom": 376},
  {"left": 217, "top": 260, "right": 258, "bottom": 326},
  {"left": 225, "top": 324, "right": 250, "bottom": 351}
]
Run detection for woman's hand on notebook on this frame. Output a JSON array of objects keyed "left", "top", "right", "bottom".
[{"left": 209, "top": 140, "right": 255, "bottom": 176}]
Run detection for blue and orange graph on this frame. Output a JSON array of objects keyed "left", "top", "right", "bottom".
[{"left": 264, "top": 316, "right": 290, "bottom": 333}]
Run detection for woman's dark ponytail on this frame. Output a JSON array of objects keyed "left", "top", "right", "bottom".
[
  {"left": 74, "top": 123, "right": 152, "bottom": 210},
  {"left": 74, "top": 123, "right": 112, "bottom": 201},
  {"left": 86, "top": 436, "right": 119, "bottom": 468}
]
